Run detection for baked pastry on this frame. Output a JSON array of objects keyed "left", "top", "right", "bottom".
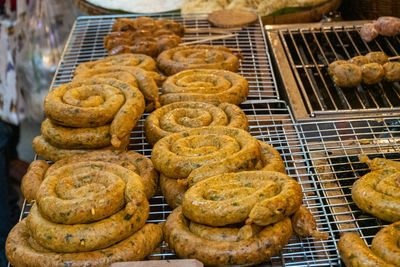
[
  {"left": 352, "top": 156, "right": 400, "bottom": 222},
  {"left": 145, "top": 101, "right": 248, "bottom": 145},
  {"left": 157, "top": 45, "right": 240, "bottom": 75},
  {"left": 339, "top": 222, "right": 400, "bottom": 266},
  {"left": 43, "top": 77, "right": 145, "bottom": 148},
  {"left": 75, "top": 53, "right": 157, "bottom": 73},
  {"left": 160, "top": 69, "right": 249, "bottom": 105}
]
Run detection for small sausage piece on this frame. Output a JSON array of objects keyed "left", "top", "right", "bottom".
[
  {"left": 331, "top": 63, "right": 362, "bottom": 87},
  {"left": 360, "top": 22, "right": 379, "bottom": 42},
  {"left": 383, "top": 62, "right": 400, "bottom": 82},
  {"left": 20, "top": 160, "right": 49, "bottom": 202},
  {"left": 362, "top": 63, "right": 385, "bottom": 84},
  {"left": 365, "top": 52, "right": 389, "bottom": 65},
  {"left": 375, "top": 16, "right": 400, "bottom": 37},
  {"left": 291, "top": 206, "right": 329, "bottom": 240},
  {"left": 328, "top": 60, "right": 347, "bottom": 76},
  {"left": 338, "top": 233, "right": 394, "bottom": 267},
  {"left": 349, "top": 56, "right": 369, "bottom": 66}
]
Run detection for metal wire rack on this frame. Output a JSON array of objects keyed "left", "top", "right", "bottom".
[
  {"left": 295, "top": 117, "right": 400, "bottom": 260},
  {"left": 266, "top": 21, "right": 400, "bottom": 120},
  {"left": 18, "top": 101, "right": 337, "bottom": 266},
  {"left": 53, "top": 13, "right": 279, "bottom": 101}
]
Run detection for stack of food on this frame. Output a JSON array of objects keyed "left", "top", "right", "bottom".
[
  {"left": 151, "top": 126, "right": 286, "bottom": 208},
  {"left": 104, "top": 17, "right": 185, "bottom": 57},
  {"left": 328, "top": 51, "right": 400, "bottom": 87},
  {"left": 32, "top": 54, "right": 168, "bottom": 162},
  {"left": 165, "top": 170, "right": 328, "bottom": 265},
  {"left": 7, "top": 150, "right": 162, "bottom": 267}
]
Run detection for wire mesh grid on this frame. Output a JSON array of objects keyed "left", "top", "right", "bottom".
[
  {"left": 17, "top": 101, "right": 338, "bottom": 266},
  {"left": 295, "top": 117, "right": 400, "bottom": 262},
  {"left": 52, "top": 13, "right": 279, "bottom": 100},
  {"left": 276, "top": 24, "right": 400, "bottom": 116}
]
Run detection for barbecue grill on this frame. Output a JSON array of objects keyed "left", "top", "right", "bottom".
[{"left": 266, "top": 21, "right": 400, "bottom": 121}]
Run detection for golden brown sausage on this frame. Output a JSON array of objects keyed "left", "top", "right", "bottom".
[
  {"left": 259, "top": 140, "right": 286, "bottom": 173},
  {"left": 32, "top": 135, "right": 129, "bottom": 162},
  {"left": 20, "top": 160, "right": 49, "bottom": 202},
  {"left": 41, "top": 119, "right": 111, "bottom": 149},
  {"left": 164, "top": 207, "right": 293, "bottom": 266},
  {"left": 352, "top": 167, "right": 400, "bottom": 222},
  {"left": 6, "top": 219, "right": 163, "bottom": 267},
  {"left": 157, "top": 45, "right": 240, "bottom": 75},
  {"left": 383, "top": 62, "right": 400, "bottom": 82},
  {"left": 182, "top": 171, "right": 302, "bottom": 226},
  {"left": 36, "top": 161, "right": 146, "bottom": 224},
  {"left": 330, "top": 63, "right": 362, "bottom": 87},
  {"left": 145, "top": 101, "right": 248, "bottom": 146},
  {"left": 73, "top": 66, "right": 161, "bottom": 109},
  {"left": 362, "top": 63, "right": 385, "bottom": 84},
  {"left": 74, "top": 54, "right": 156, "bottom": 73},
  {"left": 44, "top": 78, "right": 145, "bottom": 148},
  {"left": 338, "top": 233, "right": 394, "bottom": 267},
  {"left": 365, "top": 52, "right": 389, "bottom": 65},
  {"left": 188, "top": 222, "right": 262, "bottom": 242},
  {"left": 151, "top": 126, "right": 261, "bottom": 181},
  {"left": 291, "top": 206, "right": 329, "bottom": 240},
  {"left": 160, "top": 69, "right": 248, "bottom": 106},
  {"left": 158, "top": 140, "right": 285, "bottom": 209},
  {"left": 349, "top": 56, "right": 369, "bottom": 66},
  {"left": 47, "top": 150, "right": 158, "bottom": 199},
  {"left": 371, "top": 221, "right": 400, "bottom": 266},
  {"left": 160, "top": 174, "right": 186, "bottom": 209}
]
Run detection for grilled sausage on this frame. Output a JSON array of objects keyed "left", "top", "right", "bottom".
[
  {"left": 338, "top": 233, "right": 394, "bottom": 267},
  {"left": 362, "top": 63, "right": 385, "bottom": 84},
  {"left": 383, "top": 62, "right": 400, "bottom": 82},
  {"left": 6, "top": 219, "right": 163, "bottom": 267},
  {"left": 20, "top": 160, "right": 49, "bottom": 202},
  {"left": 164, "top": 207, "right": 293, "bottom": 267}
]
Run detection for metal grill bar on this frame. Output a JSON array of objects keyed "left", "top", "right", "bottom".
[{"left": 267, "top": 21, "right": 400, "bottom": 120}]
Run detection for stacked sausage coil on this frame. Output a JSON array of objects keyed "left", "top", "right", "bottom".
[
  {"left": 157, "top": 45, "right": 240, "bottom": 75},
  {"left": 104, "top": 17, "right": 185, "bottom": 57},
  {"left": 7, "top": 151, "right": 162, "bottom": 267},
  {"left": 145, "top": 101, "right": 248, "bottom": 146},
  {"left": 352, "top": 156, "right": 400, "bottom": 222},
  {"left": 151, "top": 126, "right": 286, "bottom": 208},
  {"left": 160, "top": 69, "right": 249, "bottom": 106},
  {"left": 74, "top": 54, "right": 164, "bottom": 110},
  {"left": 165, "top": 171, "right": 328, "bottom": 266},
  {"left": 339, "top": 222, "right": 400, "bottom": 267},
  {"left": 328, "top": 52, "right": 400, "bottom": 87},
  {"left": 33, "top": 77, "right": 145, "bottom": 162}
]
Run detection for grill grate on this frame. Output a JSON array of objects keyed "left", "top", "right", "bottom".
[
  {"left": 296, "top": 117, "right": 400, "bottom": 256},
  {"left": 266, "top": 22, "right": 400, "bottom": 120},
  {"left": 53, "top": 13, "right": 279, "bottom": 101}
]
